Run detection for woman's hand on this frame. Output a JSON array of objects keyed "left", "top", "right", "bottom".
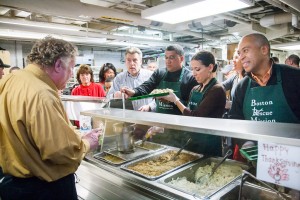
[{"left": 158, "top": 92, "right": 179, "bottom": 103}]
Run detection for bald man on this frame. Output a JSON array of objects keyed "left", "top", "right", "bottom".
[
  {"left": 285, "top": 54, "right": 300, "bottom": 68},
  {"left": 228, "top": 33, "right": 300, "bottom": 123}
]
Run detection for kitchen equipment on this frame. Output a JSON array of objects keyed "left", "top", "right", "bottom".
[
  {"left": 141, "top": 130, "right": 151, "bottom": 146},
  {"left": 128, "top": 92, "right": 170, "bottom": 101},
  {"left": 168, "top": 138, "right": 192, "bottom": 162},
  {"left": 113, "top": 122, "right": 136, "bottom": 153},
  {"left": 196, "top": 149, "right": 232, "bottom": 184},
  {"left": 136, "top": 140, "right": 166, "bottom": 151},
  {"left": 240, "top": 145, "right": 258, "bottom": 161}
]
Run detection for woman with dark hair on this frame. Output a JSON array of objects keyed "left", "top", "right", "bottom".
[
  {"left": 160, "top": 50, "right": 226, "bottom": 118},
  {"left": 159, "top": 51, "right": 226, "bottom": 156},
  {"left": 72, "top": 64, "right": 105, "bottom": 97},
  {"left": 99, "top": 63, "right": 117, "bottom": 88}
]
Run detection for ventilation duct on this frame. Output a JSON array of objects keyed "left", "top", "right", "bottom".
[
  {"left": 188, "top": 21, "right": 203, "bottom": 31},
  {"left": 292, "top": 14, "right": 300, "bottom": 29}
]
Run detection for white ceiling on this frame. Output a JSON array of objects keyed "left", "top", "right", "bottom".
[{"left": 0, "top": 0, "right": 300, "bottom": 53}]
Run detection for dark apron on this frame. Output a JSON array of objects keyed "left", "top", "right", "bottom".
[
  {"left": 186, "top": 78, "right": 222, "bottom": 156},
  {"left": 243, "top": 66, "right": 299, "bottom": 123},
  {"left": 156, "top": 68, "right": 185, "bottom": 115}
]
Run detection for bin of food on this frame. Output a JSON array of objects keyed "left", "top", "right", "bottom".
[
  {"left": 159, "top": 157, "right": 249, "bottom": 198},
  {"left": 121, "top": 149, "right": 202, "bottom": 180}
]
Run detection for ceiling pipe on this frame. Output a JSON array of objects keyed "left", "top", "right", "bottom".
[{"left": 260, "top": 13, "right": 291, "bottom": 27}]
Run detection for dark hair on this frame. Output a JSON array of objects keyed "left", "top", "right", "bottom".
[
  {"left": 99, "top": 63, "right": 117, "bottom": 82},
  {"left": 287, "top": 54, "right": 300, "bottom": 66},
  {"left": 191, "top": 51, "right": 218, "bottom": 72},
  {"left": 166, "top": 44, "right": 184, "bottom": 56},
  {"left": 271, "top": 57, "right": 279, "bottom": 63},
  {"left": 27, "top": 36, "right": 77, "bottom": 67},
  {"left": 76, "top": 64, "right": 94, "bottom": 84},
  {"left": 244, "top": 33, "right": 270, "bottom": 56}
]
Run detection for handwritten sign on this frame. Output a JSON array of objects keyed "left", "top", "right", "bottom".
[{"left": 257, "top": 141, "right": 300, "bottom": 190}]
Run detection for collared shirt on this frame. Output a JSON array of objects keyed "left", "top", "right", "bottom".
[
  {"left": 107, "top": 68, "right": 155, "bottom": 111},
  {"left": 251, "top": 66, "right": 272, "bottom": 86},
  {"left": 0, "top": 64, "right": 89, "bottom": 181}
]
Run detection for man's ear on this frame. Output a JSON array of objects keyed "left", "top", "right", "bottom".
[
  {"left": 54, "top": 59, "right": 63, "bottom": 73},
  {"left": 261, "top": 45, "right": 269, "bottom": 56}
]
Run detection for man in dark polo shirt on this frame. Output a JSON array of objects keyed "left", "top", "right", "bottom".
[
  {"left": 122, "top": 44, "right": 198, "bottom": 115},
  {"left": 229, "top": 33, "right": 300, "bottom": 123}
]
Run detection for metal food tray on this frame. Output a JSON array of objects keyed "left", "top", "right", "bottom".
[
  {"left": 159, "top": 157, "right": 250, "bottom": 199},
  {"left": 93, "top": 151, "right": 128, "bottom": 166},
  {"left": 120, "top": 149, "right": 203, "bottom": 180},
  {"left": 135, "top": 140, "right": 166, "bottom": 151}
]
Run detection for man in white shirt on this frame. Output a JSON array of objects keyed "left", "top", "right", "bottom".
[{"left": 107, "top": 47, "right": 155, "bottom": 111}]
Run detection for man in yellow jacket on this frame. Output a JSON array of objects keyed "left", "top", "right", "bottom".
[{"left": 0, "top": 36, "right": 101, "bottom": 200}]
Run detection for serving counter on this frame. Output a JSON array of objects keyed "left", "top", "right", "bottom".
[{"left": 75, "top": 108, "right": 299, "bottom": 200}]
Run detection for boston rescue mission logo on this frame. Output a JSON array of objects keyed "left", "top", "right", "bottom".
[{"left": 251, "top": 99, "right": 276, "bottom": 122}]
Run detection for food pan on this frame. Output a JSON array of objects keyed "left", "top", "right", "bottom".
[
  {"left": 135, "top": 140, "right": 166, "bottom": 151},
  {"left": 121, "top": 149, "right": 202, "bottom": 180},
  {"left": 159, "top": 157, "right": 250, "bottom": 199},
  {"left": 93, "top": 151, "right": 127, "bottom": 166}
]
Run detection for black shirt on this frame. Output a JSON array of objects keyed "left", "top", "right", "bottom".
[
  {"left": 133, "top": 67, "right": 198, "bottom": 103},
  {"left": 228, "top": 64, "right": 300, "bottom": 121}
]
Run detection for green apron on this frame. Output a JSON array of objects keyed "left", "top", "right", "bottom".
[
  {"left": 188, "top": 78, "right": 217, "bottom": 110},
  {"left": 186, "top": 78, "right": 222, "bottom": 156},
  {"left": 243, "top": 66, "right": 299, "bottom": 123},
  {"left": 156, "top": 68, "right": 185, "bottom": 115}
]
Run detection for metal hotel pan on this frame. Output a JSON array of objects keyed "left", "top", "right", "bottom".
[
  {"left": 159, "top": 157, "right": 250, "bottom": 199},
  {"left": 121, "top": 149, "right": 203, "bottom": 180}
]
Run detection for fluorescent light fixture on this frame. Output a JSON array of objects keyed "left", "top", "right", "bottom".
[
  {"left": 277, "top": 45, "right": 300, "bottom": 51},
  {"left": 108, "top": 41, "right": 150, "bottom": 48},
  {"left": 0, "top": 18, "right": 81, "bottom": 31},
  {"left": 272, "top": 42, "right": 300, "bottom": 51},
  {"left": 113, "top": 33, "right": 163, "bottom": 41},
  {"left": 142, "top": 0, "right": 253, "bottom": 24}
]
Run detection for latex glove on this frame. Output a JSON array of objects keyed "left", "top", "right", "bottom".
[
  {"left": 158, "top": 92, "right": 179, "bottom": 103},
  {"left": 82, "top": 128, "right": 102, "bottom": 151},
  {"left": 146, "top": 126, "right": 164, "bottom": 138}
]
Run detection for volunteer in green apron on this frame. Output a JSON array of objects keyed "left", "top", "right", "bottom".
[
  {"left": 159, "top": 51, "right": 226, "bottom": 156},
  {"left": 229, "top": 33, "right": 300, "bottom": 123}
]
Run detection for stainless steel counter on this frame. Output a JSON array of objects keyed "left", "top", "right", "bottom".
[{"left": 81, "top": 108, "right": 300, "bottom": 147}]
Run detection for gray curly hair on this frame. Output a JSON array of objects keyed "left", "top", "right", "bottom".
[{"left": 27, "top": 36, "right": 78, "bottom": 67}]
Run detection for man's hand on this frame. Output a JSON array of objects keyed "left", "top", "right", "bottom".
[
  {"left": 120, "top": 87, "right": 135, "bottom": 97},
  {"left": 138, "top": 105, "right": 151, "bottom": 112},
  {"left": 82, "top": 128, "right": 102, "bottom": 151},
  {"left": 146, "top": 126, "right": 164, "bottom": 138},
  {"left": 114, "top": 91, "right": 128, "bottom": 99}
]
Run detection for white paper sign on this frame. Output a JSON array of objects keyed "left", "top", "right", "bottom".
[
  {"left": 257, "top": 141, "right": 300, "bottom": 190},
  {"left": 79, "top": 115, "right": 92, "bottom": 134}
]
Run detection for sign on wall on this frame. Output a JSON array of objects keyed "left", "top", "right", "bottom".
[{"left": 257, "top": 141, "right": 300, "bottom": 190}]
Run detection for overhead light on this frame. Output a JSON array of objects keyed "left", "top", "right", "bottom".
[
  {"left": 277, "top": 45, "right": 300, "bottom": 51},
  {"left": 272, "top": 41, "right": 300, "bottom": 51},
  {"left": 142, "top": 0, "right": 253, "bottom": 24},
  {"left": 113, "top": 33, "right": 163, "bottom": 41}
]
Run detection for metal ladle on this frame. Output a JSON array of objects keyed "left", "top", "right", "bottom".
[{"left": 196, "top": 149, "right": 232, "bottom": 184}]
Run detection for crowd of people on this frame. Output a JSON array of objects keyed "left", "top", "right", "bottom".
[{"left": 0, "top": 33, "right": 299, "bottom": 199}]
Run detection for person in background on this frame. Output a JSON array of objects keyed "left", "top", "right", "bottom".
[
  {"left": 122, "top": 44, "right": 198, "bottom": 115},
  {"left": 271, "top": 56, "right": 279, "bottom": 64},
  {"left": 71, "top": 64, "right": 106, "bottom": 97},
  {"left": 229, "top": 33, "right": 300, "bottom": 123},
  {"left": 221, "top": 64, "right": 234, "bottom": 80},
  {"left": 285, "top": 54, "right": 299, "bottom": 68},
  {"left": 9, "top": 66, "right": 21, "bottom": 73},
  {"left": 147, "top": 61, "right": 158, "bottom": 71},
  {"left": 107, "top": 47, "right": 155, "bottom": 111},
  {"left": 0, "top": 36, "right": 101, "bottom": 199},
  {"left": 104, "top": 76, "right": 114, "bottom": 94},
  {"left": 222, "top": 51, "right": 245, "bottom": 103},
  {"left": 0, "top": 58, "right": 10, "bottom": 79},
  {"left": 157, "top": 51, "right": 226, "bottom": 156},
  {"left": 98, "top": 63, "right": 117, "bottom": 88}
]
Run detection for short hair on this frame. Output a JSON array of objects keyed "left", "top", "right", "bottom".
[
  {"left": 191, "top": 50, "right": 218, "bottom": 72},
  {"left": 76, "top": 64, "right": 94, "bottom": 84},
  {"left": 99, "top": 63, "right": 117, "bottom": 82},
  {"left": 9, "top": 66, "right": 21, "bottom": 73},
  {"left": 272, "top": 56, "right": 279, "bottom": 63},
  {"left": 166, "top": 44, "right": 184, "bottom": 56},
  {"left": 287, "top": 54, "right": 300, "bottom": 66},
  {"left": 125, "top": 47, "right": 143, "bottom": 59},
  {"left": 27, "top": 36, "right": 77, "bottom": 68},
  {"left": 243, "top": 33, "right": 270, "bottom": 56}
]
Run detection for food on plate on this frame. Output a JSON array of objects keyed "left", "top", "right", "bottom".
[
  {"left": 150, "top": 88, "right": 174, "bottom": 95},
  {"left": 167, "top": 163, "right": 242, "bottom": 197},
  {"left": 127, "top": 150, "right": 197, "bottom": 177}
]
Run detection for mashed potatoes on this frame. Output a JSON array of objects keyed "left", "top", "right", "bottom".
[
  {"left": 168, "top": 163, "right": 242, "bottom": 197},
  {"left": 150, "top": 88, "right": 173, "bottom": 95}
]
